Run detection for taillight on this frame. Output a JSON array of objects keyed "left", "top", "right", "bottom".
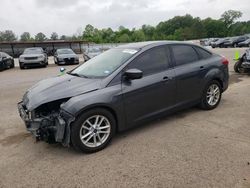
[{"left": 222, "top": 57, "right": 229, "bottom": 65}]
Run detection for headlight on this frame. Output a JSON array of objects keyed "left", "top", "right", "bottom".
[{"left": 38, "top": 55, "right": 44, "bottom": 58}]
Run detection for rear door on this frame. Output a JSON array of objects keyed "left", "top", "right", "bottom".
[
  {"left": 122, "top": 45, "right": 176, "bottom": 126},
  {"left": 170, "top": 44, "right": 211, "bottom": 104}
]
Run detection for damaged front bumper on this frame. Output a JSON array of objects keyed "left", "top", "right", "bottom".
[{"left": 17, "top": 102, "right": 74, "bottom": 146}]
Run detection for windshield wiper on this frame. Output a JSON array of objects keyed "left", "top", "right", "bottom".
[{"left": 67, "top": 72, "right": 89, "bottom": 78}]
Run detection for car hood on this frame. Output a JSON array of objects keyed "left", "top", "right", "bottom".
[
  {"left": 20, "top": 54, "right": 43, "bottom": 58},
  {"left": 57, "top": 54, "right": 78, "bottom": 58},
  {"left": 23, "top": 74, "right": 102, "bottom": 111}
]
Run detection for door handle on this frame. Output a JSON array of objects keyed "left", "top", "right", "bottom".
[
  {"left": 162, "top": 76, "right": 171, "bottom": 82},
  {"left": 200, "top": 66, "right": 205, "bottom": 69}
]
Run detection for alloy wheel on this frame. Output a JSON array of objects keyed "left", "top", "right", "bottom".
[
  {"left": 206, "top": 84, "right": 220, "bottom": 106},
  {"left": 79, "top": 115, "right": 111, "bottom": 148}
]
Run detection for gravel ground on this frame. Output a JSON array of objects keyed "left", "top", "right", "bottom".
[{"left": 0, "top": 48, "right": 250, "bottom": 188}]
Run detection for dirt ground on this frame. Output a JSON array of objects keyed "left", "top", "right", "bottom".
[{"left": 0, "top": 48, "right": 250, "bottom": 188}]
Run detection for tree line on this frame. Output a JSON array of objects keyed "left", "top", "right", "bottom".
[{"left": 0, "top": 10, "right": 249, "bottom": 43}]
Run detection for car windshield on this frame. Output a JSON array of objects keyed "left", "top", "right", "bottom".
[
  {"left": 24, "top": 48, "right": 43, "bottom": 54},
  {"left": 57, "top": 49, "right": 74, "bottom": 54},
  {"left": 70, "top": 48, "right": 138, "bottom": 78}
]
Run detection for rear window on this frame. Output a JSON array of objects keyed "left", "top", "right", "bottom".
[
  {"left": 171, "top": 45, "right": 199, "bottom": 66},
  {"left": 195, "top": 47, "right": 212, "bottom": 59}
]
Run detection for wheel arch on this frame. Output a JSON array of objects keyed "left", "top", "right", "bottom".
[{"left": 75, "top": 104, "right": 119, "bottom": 132}]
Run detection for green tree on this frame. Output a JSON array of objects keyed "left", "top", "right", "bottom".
[
  {"left": 202, "top": 18, "right": 226, "bottom": 37},
  {"left": 35, "top": 32, "right": 47, "bottom": 41},
  {"left": 117, "top": 33, "right": 131, "bottom": 43},
  {"left": 60, "top": 35, "right": 67, "bottom": 40},
  {"left": 0, "top": 30, "right": 17, "bottom": 42},
  {"left": 220, "top": 10, "right": 242, "bottom": 28},
  {"left": 132, "top": 30, "right": 146, "bottom": 42},
  {"left": 83, "top": 24, "right": 95, "bottom": 41},
  {"left": 20, "top": 32, "right": 31, "bottom": 41},
  {"left": 50, "top": 32, "right": 58, "bottom": 40}
]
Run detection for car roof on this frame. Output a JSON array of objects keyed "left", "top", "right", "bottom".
[{"left": 116, "top": 41, "right": 196, "bottom": 49}]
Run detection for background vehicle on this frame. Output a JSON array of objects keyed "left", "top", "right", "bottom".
[
  {"left": 18, "top": 41, "right": 229, "bottom": 153},
  {"left": 222, "top": 36, "right": 249, "bottom": 48},
  {"left": 211, "top": 38, "right": 228, "bottom": 48},
  {"left": 234, "top": 48, "right": 250, "bottom": 73},
  {"left": 54, "top": 48, "right": 79, "bottom": 65},
  {"left": 0, "top": 52, "right": 14, "bottom": 71},
  {"left": 18, "top": 47, "right": 48, "bottom": 69},
  {"left": 200, "top": 38, "right": 219, "bottom": 46},
  {"left": 238, "top": 39, "right": 250, "bottom": 47},
  {"left": 85, "top": 47, "right": 102, "bottom": 59}
]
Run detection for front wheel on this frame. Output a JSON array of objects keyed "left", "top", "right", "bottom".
[
  {"left": 200, "top": 80, "right": 222, "bottom": 110},
  {"left": 71, "top": 108, "right": 116, "bottom": 153}
]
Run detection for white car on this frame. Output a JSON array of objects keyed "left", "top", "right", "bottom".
[{"left": 19, "top": 48, "right": 48, "bottom": 69}]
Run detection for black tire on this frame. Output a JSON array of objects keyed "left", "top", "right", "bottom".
[
  {"left": 10, "top": 61, "right": 15, "bottom": 68},
  {"left": 200, "top": 80, "right": 222, "bottom": 110},
  {"left": 19, "top": 63, "right": 24, "bottom": 69},
  {"left": 234, "top": 60, "right": 244, "bottom": 73},
  {"left": 71, "top": 108, "right": 116, "bottom": 153}
]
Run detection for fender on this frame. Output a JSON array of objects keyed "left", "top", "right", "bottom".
[
  {"left": 61, "top": 84, "right": 126, "bottom": 131},
  {"left": 202, "top": 67, "right": 225, "bottom": 91}
]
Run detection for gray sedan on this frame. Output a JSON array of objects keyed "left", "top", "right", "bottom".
[{"left": 54, "top": 49, "right": 79, "bottom": 65}]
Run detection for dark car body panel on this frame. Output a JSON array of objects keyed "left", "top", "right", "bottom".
[
  {"left": 238, "top": 39, "right": 250, "bottom": 47},
  {"left": 0, "top": 52, "right": 14, "bottom": 71},
  {"left": 222, "top": 36, "right": 249, "bottom": 47},
  {"left": 18, "top": 41, "right": 229, "bottom": 145}
]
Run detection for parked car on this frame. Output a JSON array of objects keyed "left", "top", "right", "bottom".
[
  {"left": 54, "top": 48, "right": 79, "bottom": 65},
  {"left": 238, "top": 39, "right": 250, "bottom": 47},
  {"left": 18, "top": 41, "right": 229, "bottom": 153},
  {"left": 85, "top": 47, "right": 102, "bottom": 59},
  {"left": 0, "top": 52, "right": 14, "bottom": 71},
  {"left": 200, "top": 38, "right": 219, "bottom": 46},
  {"left": 18, "top": 47, "right": 48, "bottom": 69},
  {"left": 222, "top": 36, "right": 249, "bottom": 48},
  {"left": 207, "top": 38, "right": 219, "bottom": 46},
  {"left": 211, "top": 38, "right": 228, "bottom": 48}
]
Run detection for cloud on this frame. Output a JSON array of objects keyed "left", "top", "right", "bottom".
[
  {"left": 0, "top": 0, "right": 249, "bottom": 37},
  {"left": 35, "top": 0, "right": 81, "bottom": 8}
]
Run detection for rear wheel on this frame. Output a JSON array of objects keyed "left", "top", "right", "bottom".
[
  {"left": 200, "top": 80, "right": 222, "bottom": 110},
  {"left": 71, "top": 108, "right": 116, "bottom": 153},
  {"left": 234, "top": 60, "right": 245, "bottom": 73}
]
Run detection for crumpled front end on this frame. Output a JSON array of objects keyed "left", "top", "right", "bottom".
[{"left": 17, "top": 100, "right": 75, "bottom": 146}]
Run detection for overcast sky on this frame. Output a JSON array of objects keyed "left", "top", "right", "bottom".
[{"left": 0, "top": 0, "right": 249, "bottom": 37}]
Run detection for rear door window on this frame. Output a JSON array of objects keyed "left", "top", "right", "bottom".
[
  {"left": 194, "top": 47, "right": 212, "bottom": 59},
  {"left": 171, "top": 45, "right": 199, "bottom": 66}
]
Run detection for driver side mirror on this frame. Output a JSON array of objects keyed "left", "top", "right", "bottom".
[{"left": 124, "top": 69, "right": 143, "bottom": 80}]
